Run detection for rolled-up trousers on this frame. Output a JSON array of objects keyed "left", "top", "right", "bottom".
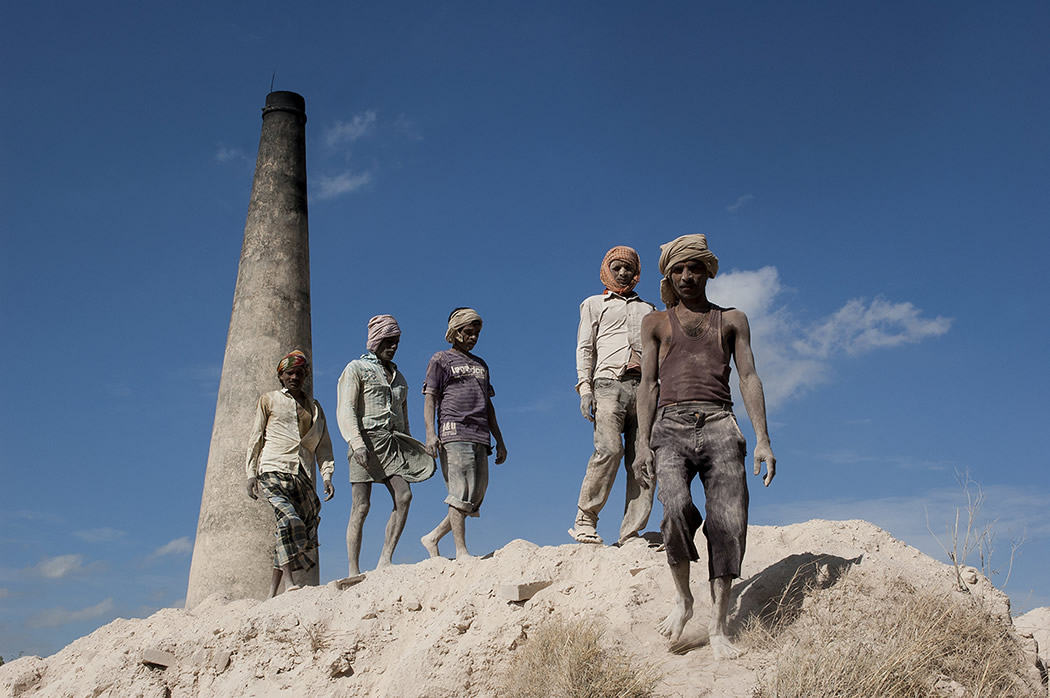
[{"left": 652, "top": 401, "right": 748, "bottom": 579}]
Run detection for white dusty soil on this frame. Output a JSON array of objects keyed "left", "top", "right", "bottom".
[{"left": 2, "top": 519, "right": 1046, "bottom": 697}]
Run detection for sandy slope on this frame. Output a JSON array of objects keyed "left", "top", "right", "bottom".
[{"left": 2, "top": 519, "right": 1046, "bottom": 697}]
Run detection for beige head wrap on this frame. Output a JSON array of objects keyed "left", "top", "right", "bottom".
[
  {"left": 657, "top": 234, "right": 719, "bottom": 307},
  {"left": 445, "top": 308, "right": 483, "bottom": 343}
]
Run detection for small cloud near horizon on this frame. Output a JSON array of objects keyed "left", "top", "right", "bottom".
[
  {"left": 28, "top": 598, "right": 115, "bottom": 628},
  {"left": 315, "top": 171, "right": 372, "bottom": 200},
  {"left": 215, "top": 145, "right": 249, "bottom": 163},
  {"left": 74, "top": 528, "right": 126, "bottom": 543},
  {"left": 324, "top": 111, "right": 377, "bottom": 148},
  {"left": 727, "top": 194, "right": 754, "bottom": 213},
  {"left": 35, "top": 554, "right": 86, "bottom": 579},
  {"left": 149, "top": 537, "right": 193, "bottom": 559}
]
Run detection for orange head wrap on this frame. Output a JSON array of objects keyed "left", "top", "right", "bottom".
[{"left": 599, "top": 246, "right": 641, "bottom": 295}]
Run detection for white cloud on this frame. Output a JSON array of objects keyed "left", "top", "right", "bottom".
[
  {"left": 150, "top": 537, "right": 192, "bottom": 558},
  {"left": 757, "top": 482, "right": 1048, "bottom": 578},
  {"left": 315, "top": 171, "right": 372, "bottom": 200},
  {"left": 215, "top": 146, "right": 247, "bottom": 163},
  {"left": 74, "top": 528, "right": 125, "bottom": 543},
  {"left": 28, "top": 598, "right": 115, "bottom": 628},
  {"left": 727, "top": 194, "right": 754, "bottom": 213},
  {"left": 794, "top": 297, "right": 952, "bottom": 358},
  {"left": 707, "top": 267, "right": 952, "bottom": 407},
  {"left": 36, "top": 554, "right": 85, "bottom": 579},
  {"left": 324, "top": 111, "right": 377, "bottom": 147}
]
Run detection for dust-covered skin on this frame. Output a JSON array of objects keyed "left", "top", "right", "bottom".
[
  {"left": 345, "top": 335, "right": 415, "bottom": 577},
  {"left": 422, "top": 319, "right": 507, "bottom": 560},
  {"left": 634, "top": 250, "right": 776, "bottom": 658},
  {"left": 246, "top": 363, "right": 335, "bottom": 597}
]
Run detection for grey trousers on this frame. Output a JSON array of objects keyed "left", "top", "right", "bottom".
[
  {"left": 576, "top": 376, "right": 654, "bottom": 541},
  {"left": 653, "top": 402, "right": 749, "bottom": 579}
]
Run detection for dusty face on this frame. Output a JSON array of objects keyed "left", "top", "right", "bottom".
[
  {"left": 453, "top": 321, "right": 482, "bottom": 352},
  {"left": 279, "top": 366, "right": 307, "bottom": 393},
  {"left": 669, "top": 259, "right": 709, "bottom": 301},
  {"left": 375, "top": 336, "right": 400, "bottom": 362},
  {"left": 609, "top": 259, "right": 637, "bottom": 289}
]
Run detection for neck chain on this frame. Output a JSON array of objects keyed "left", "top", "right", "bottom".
[{"left": 675, "top": 304, "right": 713, "bottom": 338}]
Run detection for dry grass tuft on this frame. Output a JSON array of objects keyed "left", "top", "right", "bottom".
[
  {"left": 501, "top": 615, "right": 659, "bottom": 698},
  {"left": 743, "top": 571, "right": 1040, "bottom": 697}
]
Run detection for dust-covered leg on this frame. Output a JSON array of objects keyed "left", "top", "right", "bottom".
[
  {"left": 658, "top": 560, "right": 694, "bottom": 643},
  {"left": 709, "top": 576, "right": 740, "bottom": 658},
  {"left": 421, "top": 513, "right": 450, "bottom": 558},
  {"left": 346, "top": 482, "right": 371, "bottom": 576},
  {"left": 449, "top": 505, "right": 474, "bottom": 560},
  {"left": 268, "top": 567, "right": 283, "bottom": 599},
  {"left": 377, "top": 475, "right": 412, "bottom": 568}
]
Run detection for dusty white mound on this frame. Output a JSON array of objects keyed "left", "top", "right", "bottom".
[{"left": 2, "top": 519, "right": 1044, "bottom": 697}]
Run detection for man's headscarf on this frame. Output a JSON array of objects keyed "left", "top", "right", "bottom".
[
  {"left": 658, "top": 234, "right": 719, "bottom": 307},
  {"left": 599, "top": 245, "right": 641, "bottom": 295},
  {"left": 277, "top": 349, "right": 309, "bottom": 376},
  {"left": 445, "top": 308, "right": 482, "bottom": 344},
  {"left": 366, "top": 314, "right": 401, "bottom": 352}
]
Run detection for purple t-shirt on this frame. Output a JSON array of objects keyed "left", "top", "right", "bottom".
[{"left": 422, "top": 349, "right": 495, "bottom": 446}]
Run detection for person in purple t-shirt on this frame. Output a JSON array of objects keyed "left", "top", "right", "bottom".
[{"left": 420, "top": 307, "right": 508, "bottom": 560}]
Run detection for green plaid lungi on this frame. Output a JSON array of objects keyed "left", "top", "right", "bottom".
[{"left": 258, "top": 468, "right": 321, "bottom": 571}]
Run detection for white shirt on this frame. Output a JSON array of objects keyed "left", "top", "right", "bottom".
[
  {"left": 245, "top": 389, "right": 336, "bottom": 480},
  {"left": 575, "top": 291, "right": 655, "bottom": 396}
]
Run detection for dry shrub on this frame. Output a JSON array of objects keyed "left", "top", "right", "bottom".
[
  {"left": 744, "top": 571, "right": 1041, "bottom": 698},
  {"left": 501, "top": 615, "right": 659, "bottom": 698}
]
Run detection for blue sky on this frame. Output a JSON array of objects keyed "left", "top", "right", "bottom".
[{"left": 2, "top": 2, "right": 1048, "bottom": 659}]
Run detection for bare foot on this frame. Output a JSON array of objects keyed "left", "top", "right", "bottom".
[
  {"left": 284, "top": 584, "right": 302, "bottom": 593},
  {"left": 421, "top": 533, "right": 441, "bottom": 558},
  {"left": 332, "top": 574, "right": 366, "bottom": 591},
  {"left": 454, "top": 550, "right": 476, "bottom": 561},
  {"left": 710, "top": 633, "right": 742, "bottom": 659},
  {"left": 376, "top": 558, "right": 394, "bottom": 569},
  {"left": 657, "top": 597, "right": 693, "bottom": 643}
]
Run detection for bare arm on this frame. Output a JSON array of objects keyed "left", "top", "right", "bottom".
[
  {"left": 487, "top": 397, "right": 507, "bottom": 465},
  {"left": 727, "top": 309, "right": 776, "bottom": 486},
  {"left": 630, "top": 312, "right": 662, "bottom": 488},
  {"left": 314, "top": 402, "right": 336, "bottom": 500},
  {"left": 424, "top": 392, "right": 440, "bottom": 457}
]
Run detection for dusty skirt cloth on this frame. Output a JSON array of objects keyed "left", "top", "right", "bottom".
[
  {"left": 258, "top": 469, "right": 321, "bottom": 571},
  {"left": 348, "top": 428, "right": 436, "bottom": 484}
]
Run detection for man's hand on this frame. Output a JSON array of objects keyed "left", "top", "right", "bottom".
[
  {"left": 494, "top": 441, "right": 508, "bottom": 465},
  {"left": 425, "top": 434, "right": 441, "bottom": 459},
  {"left": 631, "top": 448, "right": 654, "bottom": 489},
  {"left": 323, "top": 478, "right": 335, "bottom": 501},
  {"left": 352, "top": 449, "right": 369, "bottom": 468},
  {"left": 754, "top": 443, "right": 776, "bottom": 487},
  {"left": 580, "top": 394, "right": 595, "bottom": 422},
  {"left": 246, "top": 476, "right": 259, "bottom": 500}
]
